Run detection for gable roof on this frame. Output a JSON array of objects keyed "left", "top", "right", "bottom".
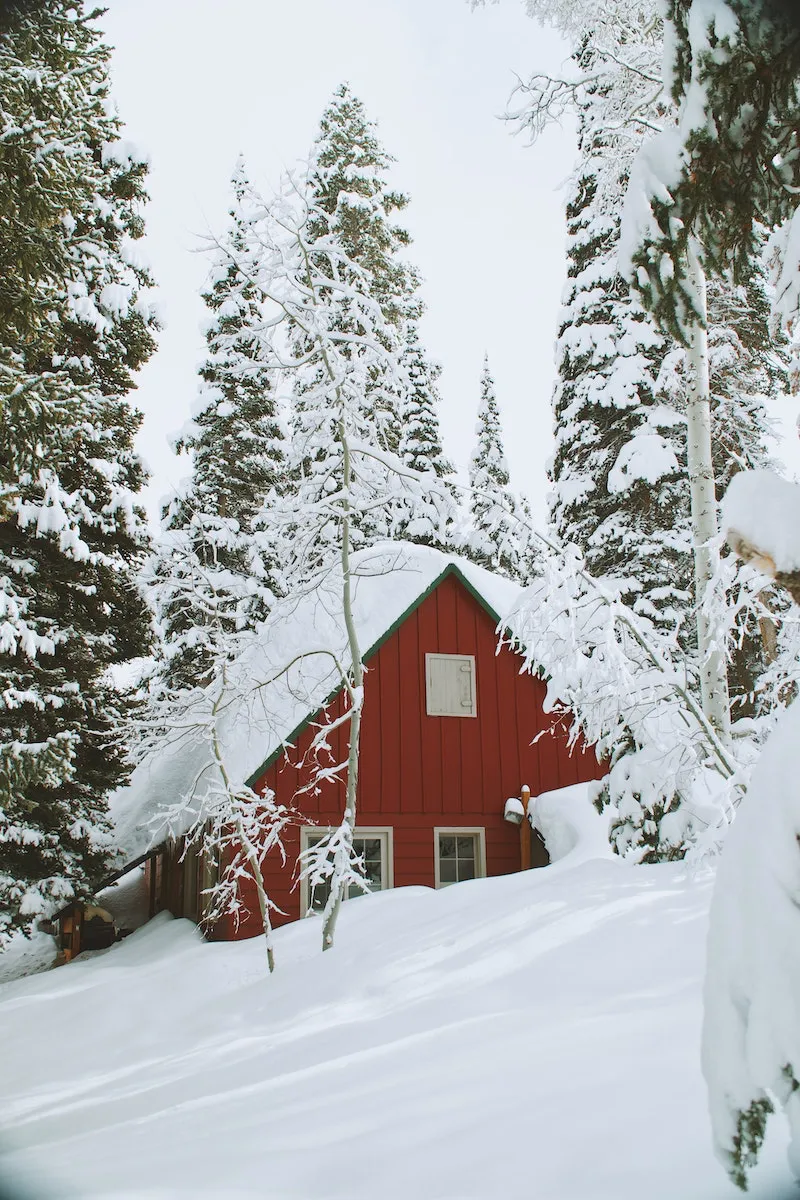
[
  {"left": 110, "top": 542, "right": 523, "bottom": 862},
  {"left": 245, "top": 558, "right": 504, "bottom": 788}
]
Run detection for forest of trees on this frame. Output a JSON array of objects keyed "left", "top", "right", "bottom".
[{"left": 2, "top": 0, "right": 800, "bottom": 1187}]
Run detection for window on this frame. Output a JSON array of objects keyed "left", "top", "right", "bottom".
[
  {"left": 300, "top": 827, "right": 393, "bottom": 915},
  {"left": 425, "top": 653, "right": 477, "bottom": 717},
  {"left": 434, "top": 828, "right": 486, "bottom": 888}
]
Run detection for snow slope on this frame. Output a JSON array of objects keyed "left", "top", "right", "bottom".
[{"left": 0, "top": 845, "right": 794, "bottom": 1199}]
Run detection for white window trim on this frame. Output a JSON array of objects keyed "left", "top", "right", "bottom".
[
  {"left": 425, "top": 652, "right": 477, "bottom": 718},
  {"left": 433, "top": 827, "right": 487, "bottom": 888},
  {"left": 299, "top": 826, "right": 394, "bottom": 917}
]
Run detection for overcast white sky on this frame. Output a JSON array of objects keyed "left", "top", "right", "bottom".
[{"left": 100, "top": 0, "right": 575, "bottom": 526}]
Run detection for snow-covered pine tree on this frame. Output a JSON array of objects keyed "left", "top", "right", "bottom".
[
  {"left": 616, "top": 3, "right": 796, "bottom": 735},
  {"left": 465, "top": 355, "right": 538, "bottom": 582},
  {"left": 513, "top": 20, "right": 693, "bottom": 632},
  {"left": 0, "top": 1, "right": 157, "bottom": 945},
  {"left": 509, "top": 0, "right": 784, "bottom": 857},
  {"left": 621, "top": 0, "right": 800, "bottom": 343},
  {"left": 295, "top": 82, "right": 417, "bottom": 494},
  {"left": 391, "top": 321, "right": 458, "bottom": 550},
  {"left": 152, "top": 158, "right": 287, "bottom": 695},
  {"left": 309, "top": 83, "right": 415, "bottom": 337}
]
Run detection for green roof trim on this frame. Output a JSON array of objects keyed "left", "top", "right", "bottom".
[{"left": 245, "top": 563, "right": 505, "bottom": 789}]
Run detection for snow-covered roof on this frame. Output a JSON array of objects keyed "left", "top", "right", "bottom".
[{"left": 111, "top": 542, "right": 522, "bottom": 863}]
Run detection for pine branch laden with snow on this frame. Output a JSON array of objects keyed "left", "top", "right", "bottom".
[
  {"left": 511, "top": 2, "right": 696, "bottom": 636},
  {"left": 516, "top": 0, "right": 789, "bottom": 745},
  {"left": 152, "top": 158, "right": 289, "bottom": 696},
  {"left": 503, "top": 540, "right": 741, "bottom": 863},
  {"left": 229, "top": 167, "right": 450, "bottom": 596},
  {"left": 391, "top": 322, "right": 461, "bottom": 552},
  {"left": 0, "top": 1, "right": 157, "bottom": 944},
  {"left": 618, "top": 0, "right": 800, "bottom": 343},
  {"left": 303, "top": 83, "right": 418, "bottom": 460},
  {"left": 465, "top": 357, "right": 539, "bottom": 583}
]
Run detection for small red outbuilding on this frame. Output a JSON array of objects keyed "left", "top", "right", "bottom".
[{"left": 127, "top": 544, "right": 605, "bottom": 940}]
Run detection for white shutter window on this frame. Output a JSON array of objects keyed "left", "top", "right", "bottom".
[{"left": 425, "top": 653, "right": 477, "bottom": 717}]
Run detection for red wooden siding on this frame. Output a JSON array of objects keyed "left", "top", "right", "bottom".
[{"left": 211, "top": 571, "right": 605, "bottom": 939}]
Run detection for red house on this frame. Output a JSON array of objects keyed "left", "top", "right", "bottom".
[{"left": 113, "top": 544, "right": 605, "bottom": 940}]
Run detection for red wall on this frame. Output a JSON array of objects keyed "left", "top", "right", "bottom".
[{"left": 215, "top": 572, "right": 605, "bottom": 939}]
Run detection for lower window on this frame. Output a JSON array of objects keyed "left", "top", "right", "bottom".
[
  {"left": 434, "top": 828, "right": 486, "bottom": 888},
  {"left": 301, "top": 827, "right": 393, "bottom": 915}
]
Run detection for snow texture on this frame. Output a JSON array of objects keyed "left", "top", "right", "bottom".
[
  {"left": 532, "top": 780, "right": 613, "bottom": 866},
  {"left": 703, "top": 695, "right": 800, "bottom": 1184},
  {"left": 0, "top": 852, "right": 793, "bottom": 1199},
  {"left": 723, "top": 469, "right": 800, "bottom": 574}
]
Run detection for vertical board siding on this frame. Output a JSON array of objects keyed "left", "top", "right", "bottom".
[{"left": 222, "top": 571, "right": 606, "bottom": 938}]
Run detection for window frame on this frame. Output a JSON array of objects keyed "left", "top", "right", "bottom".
[
  {"left": 425, "top": 652, "right": 478, "bottom": 718},
  {"left": 433, "top": 827, "right": 487, "bottom": 888},
  {"left": 299, "top": 825, "right": 394, "bottom": 917}
]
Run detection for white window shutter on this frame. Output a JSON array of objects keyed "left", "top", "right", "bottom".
[{"left": 425, "top": 654, "right": 477, "bottom": 717}]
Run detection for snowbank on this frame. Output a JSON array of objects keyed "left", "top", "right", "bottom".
[
  {"left": 703, "top": 696, "right": 800, "bottom": 1184},
  {"left": 723, "top": 470, "right": 800, "bottom": 574},
  {"left": 0, "top": 858, "right": 791, "bottom": 1199},
  {"left": 0, "top": 928, "right": 56, "bottom": 986},
  {"left": 531, "top": 780, "right": 613, "bottom": 866}
]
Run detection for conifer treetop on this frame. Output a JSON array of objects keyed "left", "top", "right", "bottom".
[
  {"left": 391, "top": 320, "right": 458, "bottom": 551},
  {"left": 173, "top": 156, "right": 285, "bottom": 528},
  {"left": 308, "top": 82, "right": 416, "bottom": 322},
  {"left": 469, "top": 355, "right": 510, "bottom": 491},
  {"left": 153, "top": 158, "right": 288, "bottom": 695},
  {"left": 465, "top": 356, "right": 537, "bottom": 583},
  {"left": 398, "top": 324, "right": 454, "bottom": 478}
]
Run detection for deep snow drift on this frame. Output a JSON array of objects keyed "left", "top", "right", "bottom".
[{"left": 0, "top": 823, "right": 795, "bottom": 1199}]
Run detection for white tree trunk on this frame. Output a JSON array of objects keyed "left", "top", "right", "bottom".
[
  {"left": 321, "top": 410, "right": 364, "bottom": 952},
  {"left": 236, "top": 817, "right": 276, "bottom": 973},
  {"left": 209, "top": 702, "right": 277, "bottom": 974},
  {"left": 685, "top": 242, "right": 730, "bottom": 739}
]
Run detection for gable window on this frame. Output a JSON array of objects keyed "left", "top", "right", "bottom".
[
  {"left": 434, "top": 828, "right": 486, "bottom": 887},
  {"left": 300, "top": 827, "right": 393, "bottom": 915},
  {"left": 425, "top": 653, "right": 477, "bottom": 718}
]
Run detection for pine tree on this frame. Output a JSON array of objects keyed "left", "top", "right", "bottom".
[
  {"left": 391, "top": 322, "right": 458, "bottom": 550},
  {"left": 530, "top": 33, "right": 694, "bottom": 632},
  {"left": 515, "top": 0, "right": 790, "bottom": 858},
  {"left": 622, "top": 0, "right": 800, "bottom": 341},
  {"left": 309, "top": 83, "right": 415, "bottom": 328},
  {"left": 467, "top": 356, "right": 536, "bottom": 581},
  {"left": 0, "top": 1, "right": 157, "bottom": 944},
  {"left": 297, "top": 83, "right": 417, "bottom": 466},
  {"left": 152, "top": 159, "right": 287, "bottom": 694}
]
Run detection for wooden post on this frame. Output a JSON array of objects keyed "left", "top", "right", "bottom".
[{"left": 520, "top": 785, "right": 532, "bottom": 872}]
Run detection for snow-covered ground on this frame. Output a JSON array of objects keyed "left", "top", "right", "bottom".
[{"left": 0, "top": 833, "right": 795, "bottom": 1199}]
